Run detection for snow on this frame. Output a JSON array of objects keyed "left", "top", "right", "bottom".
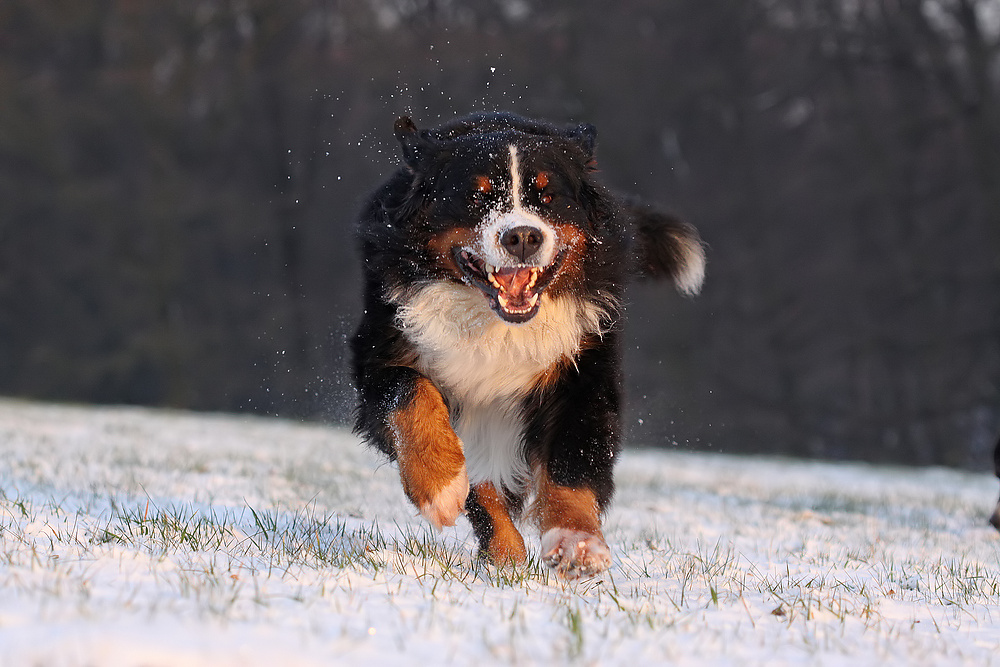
[{"left": 1, "top": 399, "right": 998, "bottom": 666}]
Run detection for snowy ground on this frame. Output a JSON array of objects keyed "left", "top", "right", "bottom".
[{"left": 1, "top": 399, "right": 999, "bottom": 666}]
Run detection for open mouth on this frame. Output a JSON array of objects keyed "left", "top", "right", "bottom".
[{"left": 453, "top": 248, "right": 564, "bottom": 323}]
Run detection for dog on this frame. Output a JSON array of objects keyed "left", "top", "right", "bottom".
[{"left": 351, "top": 112, "right": 705, "bottom": 578}]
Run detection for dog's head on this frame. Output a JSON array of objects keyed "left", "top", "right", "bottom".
[{"left": 389, "top": 113, "right": 616, "bottom": 324}]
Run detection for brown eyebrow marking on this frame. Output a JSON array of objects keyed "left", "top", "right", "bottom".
[
  {"left": 474, "top": 175, "right": 493, "bottom": 193},
  {"left": 534, "top": 172, "right": 549, "bottom": 189}
]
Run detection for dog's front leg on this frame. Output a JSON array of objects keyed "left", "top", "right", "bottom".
[
  {"left": 390, "top": 376, "right": 468, "bottom": 529},
  {"left": 358, "top": 367, "right": 468, "bottom": 530},
  {"left": 534, "top": 473, "right": 612, "bottom": 579},
  {"left": 525, "top": 341, "right": 621, "bottom": 579}
]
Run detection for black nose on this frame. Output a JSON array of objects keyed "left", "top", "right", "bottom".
[{"left": 499, "top": 226, "right": 544, "bottom": 262}]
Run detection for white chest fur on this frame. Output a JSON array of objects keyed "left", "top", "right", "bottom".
[{"left": 392, "top": 281, "right": 606, "bottom": 491}]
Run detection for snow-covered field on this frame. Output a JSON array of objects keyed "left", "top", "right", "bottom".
[{"left": 1, "top": 399, "right": 998, "bottom": 666}]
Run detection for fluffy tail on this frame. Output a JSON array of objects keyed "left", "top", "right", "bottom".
[{"left": 627, "top": 202, "right": 706, "bottom": 296}]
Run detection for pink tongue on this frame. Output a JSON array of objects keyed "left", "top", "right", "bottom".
[{"left": 492, "top": 267, "right": 535, "bottom": 300}]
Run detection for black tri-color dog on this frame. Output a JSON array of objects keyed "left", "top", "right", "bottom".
[{"left": 351, "top": 112, "right": 705, "bottom": 578}]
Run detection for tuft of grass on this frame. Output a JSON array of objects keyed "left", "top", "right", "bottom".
[{"left": 563, "top": 603, "right": 585, "bottom": 659}]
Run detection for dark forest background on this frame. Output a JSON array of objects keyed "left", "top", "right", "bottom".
[{"left": 1, "top": 0, "right": 998, "bottom": 469}]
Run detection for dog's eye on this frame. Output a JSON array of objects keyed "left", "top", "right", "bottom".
[
  {"left": 534, "top": 172, "right": 553, "bottom": 205},
  {"left": 470, "top": 175, "right": 493, "bottom": 205}
]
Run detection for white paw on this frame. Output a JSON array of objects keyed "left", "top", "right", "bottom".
[
  {"left": 540, "top": 528, "right": 612, "bottom": 579},
  {"left": 418, "top": 466, "right": 469, "bottom": 531}
]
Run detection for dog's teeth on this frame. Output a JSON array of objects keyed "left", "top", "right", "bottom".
[
  {"left": 486, "top": 263, "right": 502, "bottom": 289},
  {"left": 496, "top": 291, "right": 538, "bottom": 315}
]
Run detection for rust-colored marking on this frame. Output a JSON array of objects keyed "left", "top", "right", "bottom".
[
  {"left": 546, "top": 222, "right": 588, "bottom": 297},
  {"left": 474, "top": 482, "right": 527, "bottom": 565},
  {"left": 534, "top": 172, "right": 552, "bottom": 204},
  {"left": 530, "top": 355, "right": 573, "bottom": 395},
  {"left": 473, "top": 174, "right": 493, "bottom": 193},
  {"left": 428, "top": 227, "right": 479, "bottom": 279},
  {"left": 530, "top": 468, "right": 603, "bottom": 537},
  {"left": 390, "top": 378, "right": 465, "bottom": 508}
]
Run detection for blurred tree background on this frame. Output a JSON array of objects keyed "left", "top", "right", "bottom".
[{"left": 1, "top": 0, "right": 997, "bottom": 468}]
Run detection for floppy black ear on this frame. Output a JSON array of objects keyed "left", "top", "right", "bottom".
[
  {"left": 565, "top": 123, "right": 597, "bottom": 160},
  {"left": 394, "top": 116, "right": 435, "bottom": 170}
]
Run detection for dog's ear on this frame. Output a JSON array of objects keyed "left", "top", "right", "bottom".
[
  {"left": 629, "top": 203, "right": 706, "bottom": 296},
  {"left": 394, "top": 116, "right": 436, "bottom": 170},
  {"left": 565, "top": 123, "right": 597, "bottom": 165}
]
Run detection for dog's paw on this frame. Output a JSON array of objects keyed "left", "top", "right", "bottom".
[
  {"left": 418, "top": 466, "right": 469, "bottom": 531},
  {"left": 540, "top": 528, "right": 612, "bottom": 579}
]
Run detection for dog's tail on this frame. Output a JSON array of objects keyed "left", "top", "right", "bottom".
[{"left": 627, "top": 201, "right": 706, "bottom": 296}]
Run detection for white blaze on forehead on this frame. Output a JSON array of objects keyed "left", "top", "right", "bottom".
[
  {"left": 471, "top": 144, "right": 558, "bottom": 268},
  {"left": 508, "top": 144, "right": 523, "bottom": 207}
]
